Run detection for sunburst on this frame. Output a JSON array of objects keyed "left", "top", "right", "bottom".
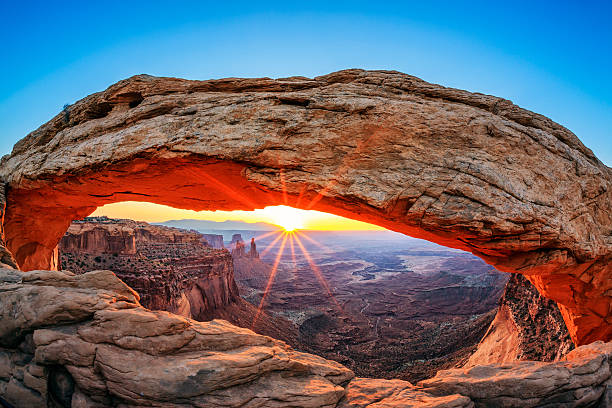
[{"left": 187, "top": 165, "right": 346, "bottom": 327}]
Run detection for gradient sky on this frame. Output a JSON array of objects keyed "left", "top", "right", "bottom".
[
  {"left": 90, "top": 202, "right": 386, "bottom": 231},
  {"left": 2, "top": 1, "right": 611, "bottom": 229}
]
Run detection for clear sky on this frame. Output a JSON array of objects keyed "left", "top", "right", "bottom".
[{"left": 2, "top": 1, "right": 611, "bottom": 229}]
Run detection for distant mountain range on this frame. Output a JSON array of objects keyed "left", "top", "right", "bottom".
[{"left": 159, "top": 219, "right": 280, "bottom": 232}]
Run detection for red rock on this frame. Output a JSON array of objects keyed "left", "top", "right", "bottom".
[
  {"left": 59, "top": 217, "right": 299, "bottom": 345},
  {"left": 467, "top": 273, "right": 574, "bottom": 366},
  {"left": 0, "top": 70, "right": 610, "bottom": 346}
]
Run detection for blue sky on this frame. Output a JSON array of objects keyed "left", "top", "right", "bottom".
[{"left": 1, "top": 1, "right": 610, "bottom": 165}]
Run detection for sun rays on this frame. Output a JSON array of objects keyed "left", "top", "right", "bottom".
[
  {"left": 251, "top": 229, "right": 343, "bottom": 327},
  {"left": 184, "top": 165, "right": 354, "bottom": 329},
  {"left": 91, "top": 161, "right": 373, "bottom": 328}
]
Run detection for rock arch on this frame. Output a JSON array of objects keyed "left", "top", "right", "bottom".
[{"left": 0, "top": 70, "right": 610, "bottom": 346}]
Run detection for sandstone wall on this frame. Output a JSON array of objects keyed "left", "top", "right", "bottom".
[
  {"left": 58, "top": 219, "right": 299, "bottom": 346},
  {"left": 0, "top": 181, "right": 17, "bottom": 269},
  {"left": 201, "top": 233, "right": 224, "bottom": 249},
  {"left": 467, "top": 273, "right": 575, "bottom": 366},
  {"left": 59, "top": 219, "right": 240, "bottom": 321},
  {"left": 61, "top": 227, "right": 137, "bottom": 255}
]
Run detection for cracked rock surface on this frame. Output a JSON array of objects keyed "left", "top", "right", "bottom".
[
  {"left": 1, "top": 268, "right": 611, "bottom": 407},
  {"left": 0, "top": 70, "right": 609, "bottom": 345}
]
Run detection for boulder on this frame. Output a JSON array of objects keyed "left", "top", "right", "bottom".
[{"left": 420, "top": 341, "right": 612, "bottom": 407}]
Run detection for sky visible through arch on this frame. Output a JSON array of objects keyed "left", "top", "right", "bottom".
[
  {"left": 90, "top": 202, "right": 387, "bottom": 231},
  {"left": 2, "top": 1, "right": 611, "bottom": 229}
]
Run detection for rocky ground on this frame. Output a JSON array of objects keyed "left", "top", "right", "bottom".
[
  {"left": 1, "top": 266, "right": 610, "bottom": 407},
  {"left": 60, "top": 219, "right": 578, "bottom": 386}
]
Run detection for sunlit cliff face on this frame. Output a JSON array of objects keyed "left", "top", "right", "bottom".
[{"left": 89, "top": 202, "right": 359, "bottom": 328}]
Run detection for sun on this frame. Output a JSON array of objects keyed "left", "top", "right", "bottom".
[{"left": 262, "top": 205, "right": 305, "bottom": 232}]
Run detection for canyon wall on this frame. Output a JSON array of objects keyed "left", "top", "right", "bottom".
[
  {"left": 467, "top": 273, "right": 575, "bottom": 366},
  {"left": 201, "top": 233, "right": 224, "bottom": 249},
  {"left": 0, "top": 182, "right": 17, "bottom": 269},
  {"left": 59, "top": 218, "right": 298, "bottom": 346},
  {"left": 59, "top": 217, "right": 240, "bottom": 320}
]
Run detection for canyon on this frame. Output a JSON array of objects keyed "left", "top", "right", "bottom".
[
  {"left": 59, "top": 217, "right": 297, "bottom": 346},
  {"left": 60, "top": 217, "right": 509, "bottom": 382},
  {"left": 0, "top": 69, "right": 610, "bottom": 406},
  {"left": 231, "top": 229, "right": 511, "bottom": 383}
]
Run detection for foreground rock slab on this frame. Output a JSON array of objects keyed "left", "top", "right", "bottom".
[
  {"left": 0, "top": 268, "right": 352, "bottom": 407},
  {"left": 420, "top": 341, "right": 612, "bottom": 407},
  {"left": 339, "top": 378, "right": 473, "bottom": 407},
  {"left": 1, "top": 268, "right": 611, "bottom": 407},
  {"left": 2, "top": 268, "right": 481, "bottom": 407}
]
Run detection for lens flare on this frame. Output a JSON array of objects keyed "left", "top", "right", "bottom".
[
  {"left": 261, "top": 205, "right": 305, "bottom": 231},
  {"left": 252, "top": 234, "right": 289, "bottom": 327}
]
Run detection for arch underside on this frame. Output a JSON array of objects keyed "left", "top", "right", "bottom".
[{"left": 1, "top": 70, "right": 610, "bottom": 345}]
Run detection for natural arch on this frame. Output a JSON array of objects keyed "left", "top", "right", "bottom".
[{"left": 0, "top": 70, "right": 610, "bottom": 347}]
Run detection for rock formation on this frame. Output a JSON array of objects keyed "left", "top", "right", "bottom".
[
  {"left": 467, "top": 273, "right": 575, "bottom": 366},
  {"left": 1, "top": 267, "right": 611, "bottom": 407},
  {"left": 201, "top": 233, "right": 224, "bottom": 249},
  {"left": 59, "top": 218, "right": 298, "bottom": 346},
  {"left": 0, "top": 70, "right": 609, "bottom": 345},
  {"left": 0, "top": 182, "right": 17, "bottom": 269},
  {"left": 0, "top": 69, "right": 611, "bottom": 405},
  {"left": 420, "top": 341, "right": 612, "bottom": 407},
  {"left": 230, "top": 234, "right": 260, "bottom": 259},
  {"left": 59, "top": 217, "right": 238, "bottom": 319}
]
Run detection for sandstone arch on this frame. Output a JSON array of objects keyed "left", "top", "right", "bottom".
[{"left": 0, "top": 69, "right": 610, "bottom": 346}]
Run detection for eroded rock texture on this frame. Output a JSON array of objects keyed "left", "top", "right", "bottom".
[
  {"left": 59, "top": 217, "right": 239, "bottom": 318},
  {"left": 59, "top": 217, "right": 299, "bottom": 346},
  {"left": 1, "top": 268, "right": 611, "bottom": 407},
  {"left": 0, "top": 268, "right": 353, "bottom": 407},
  {"left": 0, "top": 70, "right": 610, "bottom": 345},
  {"left": 420, "top": 341, "right": 612, "bottom": 408},
  {"left": 467, "top": 273, "right": 575, "bottom": 366},
  {"left": 0, "top": 182, "right": 17, "bottom": 269}
]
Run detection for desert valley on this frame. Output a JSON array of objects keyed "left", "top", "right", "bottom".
[{"left": 57, "top": 213, "right": 579, "bottom": 386}]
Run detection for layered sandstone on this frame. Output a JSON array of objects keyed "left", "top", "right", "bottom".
[
  {"left": 59, "top": 218, "right": 299, "bottom": 346},
  {"left": 1, "top": 267, "right": 611, "bottom": 407},
  {"left": 59, "top": 217, "right": 239, "bottom": 319},
  {"left": 0, "top": 70, "right": 609, "bottom": 345},
  {"left": 201, "top": 233, "right": 224, "bottom": 249}
]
